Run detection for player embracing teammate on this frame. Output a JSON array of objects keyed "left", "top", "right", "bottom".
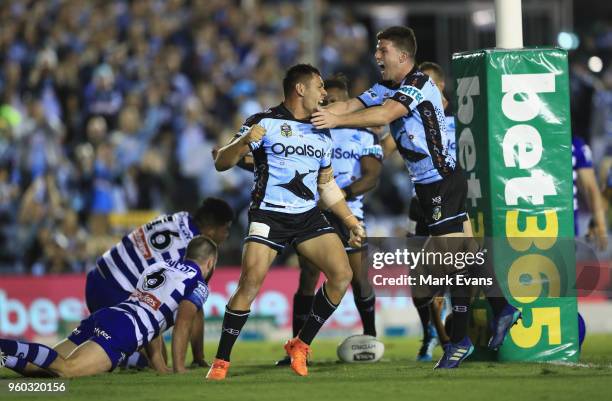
[{"left": 312, "top": 26, "right": 521, "bottom": 369}]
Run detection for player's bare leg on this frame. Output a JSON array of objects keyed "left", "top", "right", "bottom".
[
  {"left": 0, "top": 338, "right": 111, "bottom": 378},
  {"left": 46, "top": 341, "right": 113, "bottom": 377},
  {"left": 207, "top": 242, "right": 277, "bottom": 380},
  {"left": 1, "top": 338, "right": 82, "bottom": 377},
  {"left": 284, "top": 233, "right": 352, "bottom": 376}
]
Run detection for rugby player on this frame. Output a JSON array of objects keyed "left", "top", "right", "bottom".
[
  {"left": 399, "top": 61, "right": 463, "bottom": 361},
  {"left": 0, "top": 236, "right": 216, "bottom": 377},
  {"left": 276, "top": 75, "right": 383, "bottom": 366},
  {"left": 207, "top": 64, "right": 366, "bottom": 379},
  {"left": 311, "top": 26, "right": 520, "bottom": 368},
  {"left": 85, "top": 197, "right": 234, "bottom": 368}
]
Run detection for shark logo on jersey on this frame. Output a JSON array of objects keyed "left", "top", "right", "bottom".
[
  {"left": 280, "top": 123, "right": 293, "bottom": 137},
  {"left": 276, "top": 170, "right": 317, "bottom": 200}
]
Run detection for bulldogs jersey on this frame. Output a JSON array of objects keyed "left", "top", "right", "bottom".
[
  {"left": 96, "top": 212, "right": 200, "bottom": 293},
  {"left": 111, "top": 259, "right": 209, "bottom": 348}
]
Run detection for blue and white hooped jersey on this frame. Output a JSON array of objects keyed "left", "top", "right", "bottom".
[
  {"left": 330, "top": 128, "right": 382, "bottom": 219},
  {"left": 111, "top": 260, "right": 209, "bottom": 348},
  {"left": 95, "top": 212, "right": 200, "bottom": 293},
  {"left": 358, "top": 67, "right": 456, "bottom": 184},
  {"left": 238, "top": 104, "right": 333, "bottom": 214}
]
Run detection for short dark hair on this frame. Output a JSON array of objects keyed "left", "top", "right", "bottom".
[
  {"left": 324, "top": 74, "right": 349, "bottom": 92},
  {"left": 185, "top": 235, "right": 218, "bottom": 263},
  {"left": 193, "top": 198, "right": 234, "bottom": 228},
  {"left": 419, "top": 61, "right": 445, "bottom": 81},
  {"left": 283, "top": 64, "right": 321, "bottom": 98},
  {"left": 376, "top": 26, "right": 417, "bottom": 57}
]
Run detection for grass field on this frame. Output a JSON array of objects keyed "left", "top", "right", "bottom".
[{"left": 2, "top": 335, "right": 612, "bottom": 401}]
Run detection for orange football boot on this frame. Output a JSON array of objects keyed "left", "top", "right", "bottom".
[
  {"left": 284, "top": 337, "right": 311, "bottom": 377},
  {"left": 205, "top": 358, "right": 230, "bottom": 380}
]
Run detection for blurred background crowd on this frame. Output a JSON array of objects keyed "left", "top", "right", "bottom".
[{"left": 0, "top": 0, "right": 610, "bottom": 274}]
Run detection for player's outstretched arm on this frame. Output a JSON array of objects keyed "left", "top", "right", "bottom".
[
  {"left": 323, "top": 97, "right": 365, "bottom": 115},
  {"left": 190, "top": 311, "right": 208, "bottom": 368},
  {"left": 214, "top": 125, "right": 265, "bottom": 171},
  {"left": 317, "top": 167, "right": 365, "bottom": 248},
  {"left": 172, "top": 300, "right": 198, "bottom": 373},
  {"left": 145, "top": 334, "right": 170, "bottom": 374},
  {"left": 312, "top": 99, "right": 406, "bottom": 130}
]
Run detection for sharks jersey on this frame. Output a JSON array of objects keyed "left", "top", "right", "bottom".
[
  {"left": 238, "top": 104, "right": 333, "bottom": 214},
  {"left": 358, "top": 66, "right": 456, "bottom": 184},
  {"left": 330, "top": 128, "right": 382, "bottom": 219},
  {"left": 95, "top": 212, "right": 200, "bottom": 293},
  {"left": 110, "top": 259, "right": 209, "bottom": 348}
]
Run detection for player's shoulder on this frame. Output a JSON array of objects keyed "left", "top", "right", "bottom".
[
  {"left": 245, "top": 103, "right": 304, "bottom": 127},
  {"left": 244, "top": 109, "right": 274, "bottom": 127},
  {"left": 401, "top": 67, "right": 431, "bottom": 91},
  {"left": 171, "top": 211, "right": 189, "bottom": 221}
]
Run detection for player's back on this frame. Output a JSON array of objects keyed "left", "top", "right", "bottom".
[
  {"left": 238, "top": 104, "right": 333, "bottom": 213},
  {"left": 95, "top": 211, "right": 200, "bottom": 293},
  {"left": 110, "top": 259, "right": 209, "bottom": 348}
]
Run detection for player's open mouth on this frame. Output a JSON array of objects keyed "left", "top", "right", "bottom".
[{"left": 378, "top": 63, "right": 385, "bottom": 71}]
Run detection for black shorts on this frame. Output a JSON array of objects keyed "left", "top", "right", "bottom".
[
  {"left": 414, "top": 167, "right": 468, "bottom": 236},
  {"left": 322, "top": 211, "right": 366, "bottom": 254},
  {"left": 245, "top": 207, "right": 336, "bottom": 252},
  {"left": 408, "top": 197, "right": 430, "bottom": 236}
]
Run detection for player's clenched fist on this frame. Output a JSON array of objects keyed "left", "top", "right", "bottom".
[
  {"left": 348, "top": 222, "right": 366, "bottom": 249},
  {"left": 241, "top": 124, "right": 266, "bottom": 144}
]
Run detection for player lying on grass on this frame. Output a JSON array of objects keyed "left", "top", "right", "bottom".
[
  {"left": 0, "top": 236, "right": 216, "bottom": 378},
  {"left": 311, "top": 26, "right": 520, "bottom": 368},
  {"left": 207, "top": 64, "right": 366, "bottom": 380},
  {"left": 85, "top": 198, "right": 233, "bottom": 368}
]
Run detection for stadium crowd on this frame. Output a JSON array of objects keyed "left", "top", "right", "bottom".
[{"left": 0, "top": 0, "right": 610, "bottom": 274}]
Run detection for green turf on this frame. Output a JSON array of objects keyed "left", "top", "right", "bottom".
[{"left": 2, "top": 335, "right": 611, "bottom": 401}]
